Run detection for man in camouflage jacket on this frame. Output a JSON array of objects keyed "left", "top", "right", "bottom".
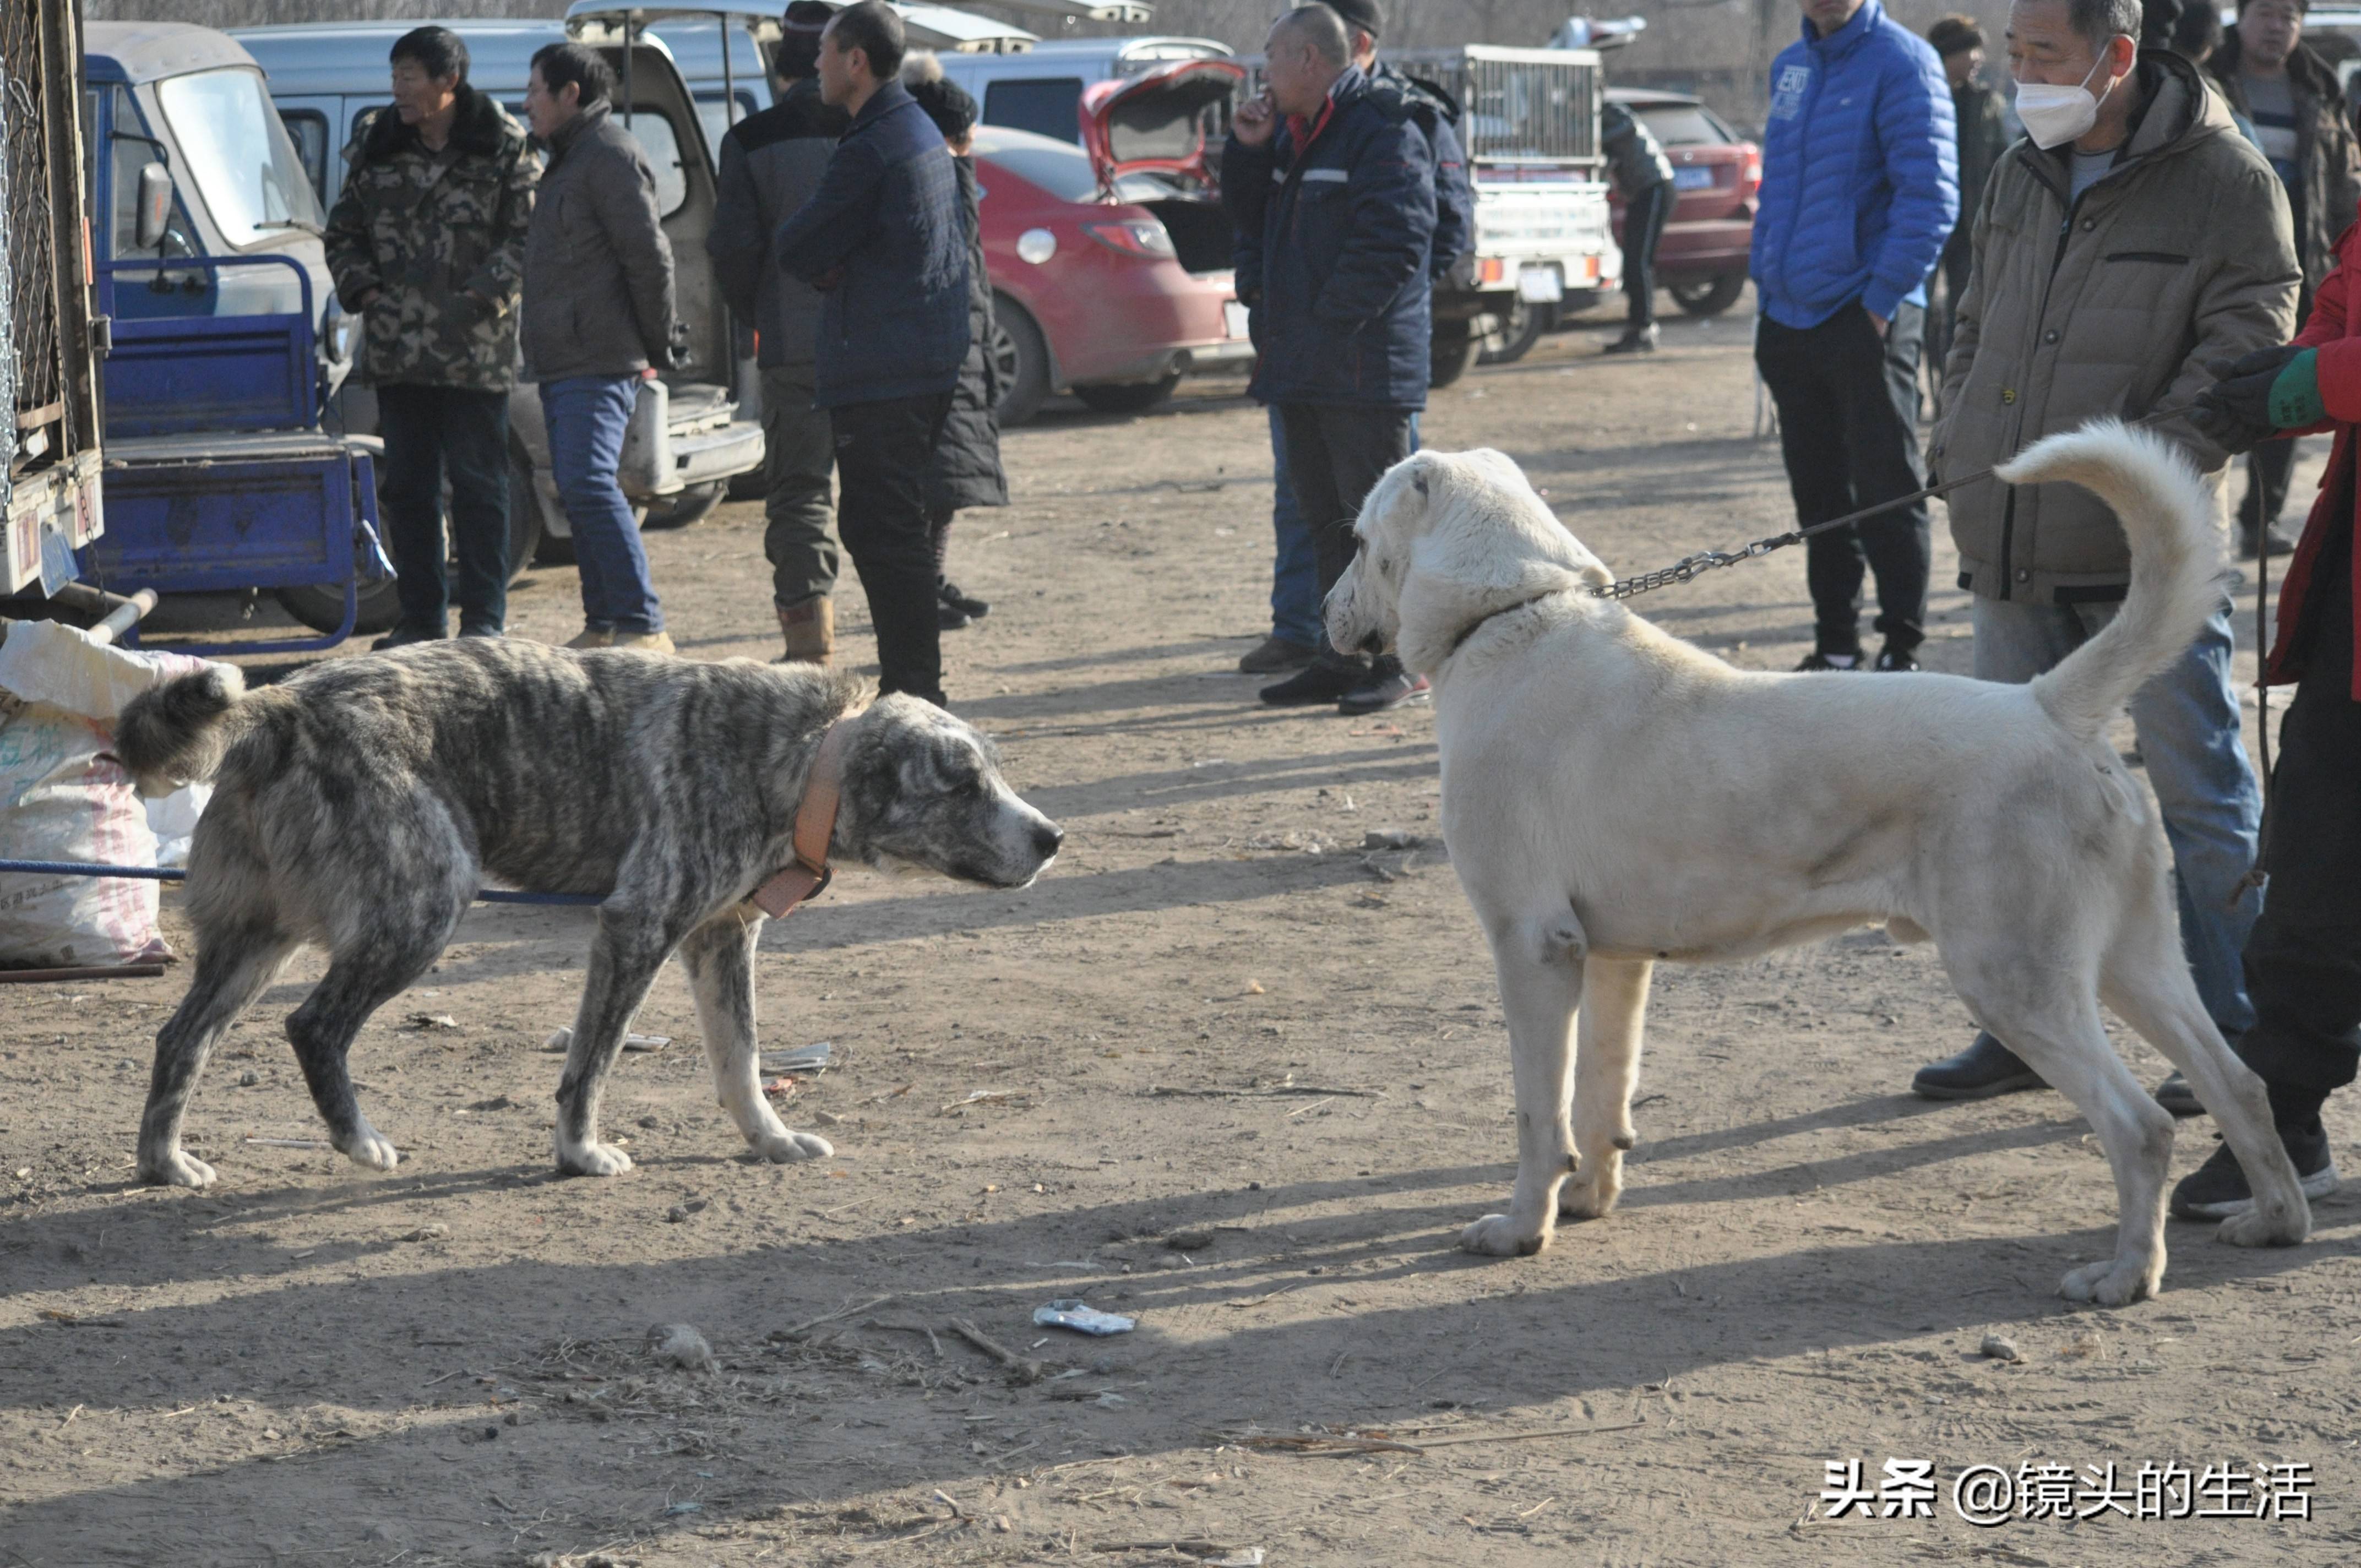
[{"left": 325, "top": 26, "right": 537, "bottom": 646}]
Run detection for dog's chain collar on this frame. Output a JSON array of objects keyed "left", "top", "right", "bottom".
[{"left": 746, "top": 711, "right": 862, "bottom": 920}]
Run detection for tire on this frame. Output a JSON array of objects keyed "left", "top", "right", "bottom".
[
  {"left": 990, "top": 295, "right": 1052, "bottom": 427},
  {"left": 1669, "top": 274, "right": 1747, "bottom": 317},
  {"left": 642, "top": 481, "right": 725, "bottom": 530},
  {"left": 1429, "top": 322, "right": 1481, "bottom": 389},
  {"left": 273, "top": 455, "right": 540, "bottom": 636},
  {"left": 1071, "top": 374, "right": 1180, "bottom": 415},
  {"left": 1478, "top": 297, "right": 1553, "bottom": 366}
]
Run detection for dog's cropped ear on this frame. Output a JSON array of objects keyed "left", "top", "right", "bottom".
[{"left": 1578, "top": 562, "right": 1613, "bottom": 590}]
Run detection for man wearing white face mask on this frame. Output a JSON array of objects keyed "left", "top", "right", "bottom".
[{"left": 1910, "top": 0, "right": 2299, "bottom": 1106}]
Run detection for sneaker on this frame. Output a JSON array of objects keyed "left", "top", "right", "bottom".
[
  {"left": 2169, "top": 1124, "right": 2340, "bottom": 1220},
  {"left": 1795, "top": 650, "right": 1864, "bottom": 672},
  {"left": 1338, "top": 663, "right": 1431, "bottom": 716},
  {"left": 565, "top": 628, "right": 614, "bottom": 650},
  {"left": 1601, "top": 324, "right": 1658, "bottom": 355},
  {"left": 1873, "top": 646, "right": 1921, "bottom": 672},
  {"left": 939, "top": 601, "right": 971, "bottom": 632},
  {"left": 1260, "top": 661, "right": 1362, "bottom": 707},
  {"left": 2153, "top": 1070, "right": 2204, "bottom": 1118},
  {"left": 613, "top": 629, "right": 675, "bottom": 654},
  {"left": 1911, "top": 1032, "right": 2048, "bottom": 1101},
  {"left": 1240, "top": 634, "right": 1318, "bottom": 674},
  {"left": 940, "top": 580, "right": 989, "bottom": 620},
  {"left": 456, "top": 623, "right": 503, "bottom": 640},
  {"left": 2240, "top": 521, "right": 2299, "bottom": 560},
  {"left": 371, "top": 624, "right": 443, "bottom": 651}
]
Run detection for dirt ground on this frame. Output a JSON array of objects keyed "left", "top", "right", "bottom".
[{"left": 6, "top": 296, "right": 2358, "bottom": 1568}]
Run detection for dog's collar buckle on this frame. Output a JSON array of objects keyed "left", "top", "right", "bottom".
[{"left": 746, "top": 711, "right": 859, "bottom": 921}]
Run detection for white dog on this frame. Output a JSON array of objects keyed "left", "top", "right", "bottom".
[{"left": 1326, "top": 422, "right": 2305, "bottom": 1305}]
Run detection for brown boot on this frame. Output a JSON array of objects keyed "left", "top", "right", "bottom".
[{"left": 777, "top": 597, "right": 834, "bottom": 666}]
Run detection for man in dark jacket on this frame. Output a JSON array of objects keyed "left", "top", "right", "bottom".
[
  {"left": 904, "top": 64, "right": 1005, "bottom": 633},
  {"left": 709, "top": 1, "right": 848, "bottom": 665},
  {"left": 1751, "top": 0, "right": 1957, "bottom": 673},
  {"left": 1226, "top": 3, "right": 1437, "bottom": 716},
  {"left": 2208, "top": 0, "right": 2361, "bottom": 558},
  {"left": 774, "top": 1, "right": 969, "bottom": 707},
  {"left": 523, "top": 41, "right": 681, "bottom": 652},
  {"left": 1926, "top": 15, "right": 2009, "bottom": 340},
  {"left": 1600, "top": 99, "right": 1674, "bottom": 354},
  {"left": 325, "top": 27, "right": 536, "bottom": 648}
]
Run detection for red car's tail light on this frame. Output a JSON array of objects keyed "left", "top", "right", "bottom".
[
  {"left": 1082, "top": 220, "right": 1178, "bottom": 260},
  {"left": 1742, "top": 148, "right": 1763, "bottom": 194}
]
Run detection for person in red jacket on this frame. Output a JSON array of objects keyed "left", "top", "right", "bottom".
[{"left": 2180, "top": 213, "right": 2361, "bottom": 1218}]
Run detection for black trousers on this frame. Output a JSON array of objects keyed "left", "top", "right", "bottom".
[
  {"left": 377, "top": 383, "right": 510, "bottom": 635},
  {"left": 1277, "top": 402, "right": 1415, "bottom": 668},
  {"left": 2239, "top": 516, "right": 2361, "bottom": 1103},
  {"left": 1622, "top": 183, "right": 1671, "bottom": 330},
  {"left": 2241, "top": 437, "right": 2299, "bottom": 536},
  {"left": 1754, "top": 302, "right": 1933, "bottom": 656},
  {"left": 833, "top": 391, "right": 953, "bottom": 706}
]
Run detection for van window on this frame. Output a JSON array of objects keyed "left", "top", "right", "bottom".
[
  {"left": 96, "top": 86, "right": 199, "bottom": 262},
  {"left": 696, "top": 91, "right": 762, "bottom": 160},
  {"left": 984, "top": 78, "right": 1085, "bottom": 144},
  {"left": 154, "top": 67, "right": 325, "bottom": 251},
  {"left": 280, "top": 108, "right": 331, "bottom": 204}
]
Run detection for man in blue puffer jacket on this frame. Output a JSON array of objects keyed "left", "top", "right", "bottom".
[
  {"left": 1752, "top": 0, "right": 1958, "bottom": 673},
  {"left": 775, "top": 0, "right": 970, "bottom": 708},
  {"left": 1227, "top": 2, "right": 1438, "bottom": 716}
]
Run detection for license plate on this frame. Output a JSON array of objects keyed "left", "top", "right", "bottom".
[
  {"left": 1223, "top": 300, "right": 1250, "bottom": 338},
  {"left": 1673, "top": 165, "right": 1714, "bottom": 190},
  {"left": 1517, "top": 268, "right": 1563, "bottom": 304}
]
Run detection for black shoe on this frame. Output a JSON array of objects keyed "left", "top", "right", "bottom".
[
  {"left": 940, "top": 579, "right": 989, "bottom": 619},
  {"left": 1873, "top": 646, "right": 1921, "bottom": 672},
  {"left": 1911, "top": 1032, "right": 2048, "bottom": 1100},
  {"left": 456, "top": 622, "right": 503, "bottom": 640},
  {"left": 371, "top": 623, "right": 444, "bottom": 650},
  {"left": 1239, "top": 634, "right": 1318, "bottom": 674},
  {"left": 2154, "top": 1070, "right": 2204, "bottom": 1118},
  {"left": 1260, "top": 661, "right": 1363, "bottom": 707},
  {"left": 2240, "top": 521, "right": 2298, "bottom": 560},
  {"left": 1338, "top": 662, "right": 1430, "bottom": 716},
  {"left": 938, "top": 601, "right": 971, "bottom": 631},
  {"left": 2169, "top": 1124, "right": 2340, "bottom": 1220},
  {"left": 1794, "top": 650, "right": 1864, "bottom": 672},
  {"left": 1602, "top": 324, "right": 1658, "bottom": 355}
]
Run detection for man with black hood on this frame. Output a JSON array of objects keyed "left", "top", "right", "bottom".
[{"left": 326, "top": 26, "right": 538, "bottom": 647}]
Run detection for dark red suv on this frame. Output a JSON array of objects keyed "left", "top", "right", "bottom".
[{"left": 1607, "top": 88, "right": 1760, "bottom": 318}]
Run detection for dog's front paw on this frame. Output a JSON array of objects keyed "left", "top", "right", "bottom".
[
  {"left": 752, "top": 1130, "right": 833, "bottom": 1164},
  {"left": 139, "top": 1149, "right": 217, "bottom": 1189},
  {"left": 2217, "top": 1200, "right": 2308, "bottom": 1249},
  {"left": 2059, "top": 1256, "right": 2159, "bottom": 1307},
  {"left": 335, "top": 1123, "right": 401, "bottom": 1174},
  {"left": 556, "top": 1140, "right": 635, "bottom": 1178},
  {"left": 1460, "top": 1213, "right": 1548, "bottom": 1257}
]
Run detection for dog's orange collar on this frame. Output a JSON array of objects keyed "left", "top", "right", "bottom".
[{"left": 747, "top": 712, "right": 861, "bottom": 919}]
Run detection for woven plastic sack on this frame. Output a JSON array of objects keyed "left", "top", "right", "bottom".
[{"left": 0, "top": 618, "right": 214, "bottom": 968}]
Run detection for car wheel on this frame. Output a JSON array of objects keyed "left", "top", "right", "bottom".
[
  {"left": 643, "top": 481, "right": 725, "bottom": 530},
  {"left": 1429, "top": 321, "right": 1482, "bottom": 388},
  {"left": 1071, "top": 374, "right": 1180, "bottom": 415},
  {"left": 1478, "top": 297, "right": 1554, "bottom": 366},
  {"left": 1669, "top": 274, "right": 1747, "bottom": 317},
  {"left": 991, "top": 295, "right": 1052, "bottom": 427}
]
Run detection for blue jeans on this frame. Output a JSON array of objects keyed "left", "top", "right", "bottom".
[
  {"left": 1972, "top": 593, "right": 2261, "bottom": 1034},
  {"left": 543, "top": 375, "right": 663, "bottom": 634},
  {"left": 1270, "top": 406, "right": 1418, "bottom": 646}
]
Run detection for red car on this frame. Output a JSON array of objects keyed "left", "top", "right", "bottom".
[
  {"left": 974, "top": 58, "right": 1252, "bottom": 423},
  {"left": 1607, "top": 88, "right": 1761, "bottom": 318}
]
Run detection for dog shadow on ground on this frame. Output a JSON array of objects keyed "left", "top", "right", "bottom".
[{"left": 2, "top": 1131, "right": 2349, "bottom": 1560}]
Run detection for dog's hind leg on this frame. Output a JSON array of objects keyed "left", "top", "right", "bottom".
[
  {"left": 287, "top": 880, "right": 472, "bottom": 1174},
  {"left": 1562, "top": 957, "right": 1655, "bottom": 1221},
  {"left": 1952, "top": 951, "right": 2175, "bottom": 1305},
  {"left": 1461, "top": 910, "right": 1586, "bottom": 1257},
  {"left": 679, "top": 912, "right": 833, "bottom": 1165},
  {"left": 554, "top": 902, "right": 690, "bottom": 1177},
  {"left": 2101, "top": 911, "right": 2309, "bottom": 1250},
  {"left": 138, "top": 914, "right": 297, "bottom": 1188}
]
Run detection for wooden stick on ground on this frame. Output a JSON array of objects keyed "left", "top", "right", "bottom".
[{"left": 948, "top": 1317, "right": 1048, "bottom": 1384}]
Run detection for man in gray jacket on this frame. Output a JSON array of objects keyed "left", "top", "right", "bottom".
[
  {"left": 523, "top": 41, "right": 681, "bottom": 652},
  {"left": 1911, "top": 1, "right": 2298, "bottom": 1104},
  {"left": 709, "top": 1, "right": 847, "bottom": 663}
]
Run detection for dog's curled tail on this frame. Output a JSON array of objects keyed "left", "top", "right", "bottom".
[
  {"left": 115, "top": 664, "right": 254, "bottom": 793},
  {"left": 2001, "top": 419, "right": 2222, "bottom": 747}
]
